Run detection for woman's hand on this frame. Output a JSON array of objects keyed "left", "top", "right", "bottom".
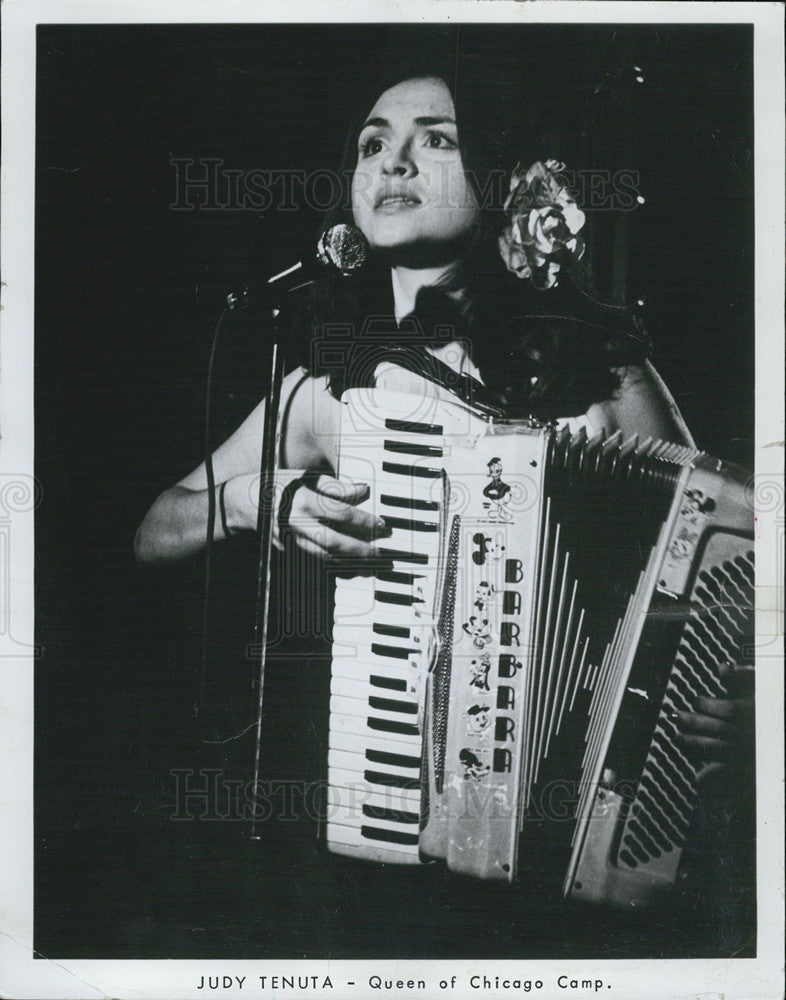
[
  {"left": 272, "top": 473, "right": 392, "bottom": 566},
  {"left": 284, "top": 474, "right": 392, "bottom": 564},
  {"left": 673, "top": 663, "right": 755, "bottom": 777}
]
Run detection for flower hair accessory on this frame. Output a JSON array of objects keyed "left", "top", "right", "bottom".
[{"left": 498, "top": 159, "right": 586, "bottom": 290}]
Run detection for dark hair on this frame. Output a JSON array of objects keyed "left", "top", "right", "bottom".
[{"left": 285, "top": 34, "right": 650, "bottom": 420}]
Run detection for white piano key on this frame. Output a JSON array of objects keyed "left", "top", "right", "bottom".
[
  {"left": 331, "top": 673, "right": 419, "bottom": 703},
  {"left": 334, "top": 605, "right": 427, "bottom": 630},
  {"left": 335, "top": 572, "right": 430, "bottom": 600},
  {"left": 331, "top": 692, "right": 419, "bottom": 723},
  {"left": 334, "top": 596, "right": 420, "bottom": 624},
  {"left": 338, "top": 466, "right": 444, "bottom": 504},
  {"left": 329, "top": 729, "right": 424, "bottom": 763},
  {"left": 329, "top": 742, "right": 421, "bottom": 773},
  {"left": 338, "top": 456, "right": 434, "bottom": 492},
  {"left": 333, "top": 575, "right": 376, "bottom": 601},
  {"left": 333, "top": 629, "right": 424, "bottom": 670},
  {"left": 330, "top": 640, "right": 419, "bottom": 669},
  {"left": 331, "top": 632, "right": 421, "bottom": 657},
  {"left": 334, "top": 599, "right": 428, "bottom": 628},
  {"left": 327, "top": 776, "right": 421, "bottom": 813},
  {"left": 329, "top": 752, "right": 420, "bottom": 788},
  {"left": 328, "top": 766, "right": 419, "bottom": 801},
  {"left": 327, "top": 776, "right": 420, "bottom": 807},
  {"left": 329, "top": 658, "right": 419, "bottom": 691},
  {"left": 326, "top": 804, "right": 421, "bottom": 840},
  {"left": 331, "top": 647, "right": 420, "bottom": 675},
  {"left": 334, "top": 617, "right": 421, "bottom": 642},
  {"left": 327, "top": 803, "right": 420, "bottom": 838},
  {"left": 326, "top": 822, "right": 421, "bottom": 863},
  {"left": 333, "top": 602, "right": 425, "bottom": 631},
  {"left": 376, "top": 474, "right": 444, "bottom": 494},
  {"left": 330, "top": 709, "right": 422, "bottom": 747},
  {"left": 331, "top": 636, "right": 421, "bottom": 665},
  {"left": 329, "top": 749, "right": 421, "bottom": 780}
]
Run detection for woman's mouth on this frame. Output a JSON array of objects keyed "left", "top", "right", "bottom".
[{"left": 376, "top": 194, "right": 420, "bottom": 211}]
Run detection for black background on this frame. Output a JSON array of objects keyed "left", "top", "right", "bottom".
[{"left": 35, "top": 23, "right": 755, "bottom": 959}]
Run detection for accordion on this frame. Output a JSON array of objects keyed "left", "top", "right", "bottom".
[{"left": 326, "top": 386, "right": 754, "bottom": 907}]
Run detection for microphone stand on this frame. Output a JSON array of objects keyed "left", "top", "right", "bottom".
[{"left": 249, "top": 341, "right": 285, "bottom": 840}]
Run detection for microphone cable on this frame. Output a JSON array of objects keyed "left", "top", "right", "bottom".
[{"left": 198, "top": 304, "right": 230, "bottom": 714}]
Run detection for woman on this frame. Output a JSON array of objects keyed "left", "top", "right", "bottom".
[
  {"left": 136, "top": 70, "right": 750, "bottom": 801},
  {"left": 135, "top": 75, "right": 688, "bottom": 554}
]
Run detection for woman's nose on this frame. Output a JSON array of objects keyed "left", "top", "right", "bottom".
[{"left": 381, "top": 140, "right": 416, "bottom": 176}]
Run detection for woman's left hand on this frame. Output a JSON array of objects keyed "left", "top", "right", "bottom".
[{"left": 673, "top": 663, "right": 754, "bottom": 775}]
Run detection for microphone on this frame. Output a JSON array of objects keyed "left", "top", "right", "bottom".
[{"left": 226, "top": 223, "right": 368, "bottom": 312}]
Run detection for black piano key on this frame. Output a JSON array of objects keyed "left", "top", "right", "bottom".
[
  {"left": 366, "top": 748, "right": 421, "bottom": 770},
  {"left": 376, "top": 547, "right": 429, "bottom": 565},
  {"left": 373, "top": 623, "right": 410, "bottom": 639},
  {"left": 382, "top": 461, "right": 441, "bottom": 480},
  {"left": 380, "top": 494, "right": 439, "bottom": 513},
  {"left": 370, "top": 642, "right": 417, "bottom": 661},
  {"left": 375, "top": 570, "right": 420, "bottom": 585},
  {"left": 367, "top": 717, "right": 420, "bottom": 737},
  {"left": 363, "top": 769, "right": 421, "bottom": 789},
  {"left": 360, "top": 825, "right": 420, "bottom": 847},
  {"left": 375, "top": 590, "right": 417, "bottom": 606},
  {"left": 384, "top": 439, "right": 443, "bottom": 458},
  {"left": 380, "top": 515, "right": 438, "bottom": 533},
  {"left": 369, "top": 674, "right": 408, "bottom": 692},
  {"left": 385, "top": 418, "right": 443, "bottom": 436},
  {"left": 362, "top": 804, "right": 420, "bottom": 824},
  {"left": 368, "top": 696, "right": 418, "bottom": 715}
]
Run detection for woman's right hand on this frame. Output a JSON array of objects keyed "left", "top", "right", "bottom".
[
  {"left": 284, "top": 475, "right": 393, "bottom": 565},
  {"left": 226, "top": 471, "right": 392, "bottom": 566},
  {"left": 135, "top": 370, "right": 364, "bottom": 566}
]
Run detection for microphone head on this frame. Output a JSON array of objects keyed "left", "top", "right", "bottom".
[{"left": 316, "top": 224, "right": 368, "bottom": 274}]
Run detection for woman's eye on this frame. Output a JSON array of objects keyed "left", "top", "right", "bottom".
[
  {"left": 425, "top": 130, "right": 457, "bottom": 150},
  {"left": 359, "top": 136, "right": 383, "bottom": 158}
]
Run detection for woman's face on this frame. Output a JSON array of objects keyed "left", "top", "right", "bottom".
[{"left": 351, "top": 77, "right": 479, "bottom": 261}]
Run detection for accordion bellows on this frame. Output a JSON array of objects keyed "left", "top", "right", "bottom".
[{"left": 327, "top": 388, "right": 753, "bottom": 908}]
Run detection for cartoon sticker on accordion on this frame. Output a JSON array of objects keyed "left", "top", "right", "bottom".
[
  {"left": 682, "top": 487, "right": 716, "bottom": 517},
  {"left": 667, "top": 488, "right": 717, "bottom": 562},
  {"left": 473, "top": 581, "right": 496, "bottom": 612},
  {"left": 466, "top": 703, "right": 492, "bottom": 736},
  {"left": 468, "top": 653, "right": 492, "bottom": 691},
  {"left": 462, "top": 615, "right": 493, "bottom": 648},
  {"left": 459, "top": 748, "right": 490, "bottom": 781},
  {"left": 472, "top": 532, "right": 507, "bottom": 565},
  {"left": 482, "top": 457, "right": 513, "bottom": 522}
]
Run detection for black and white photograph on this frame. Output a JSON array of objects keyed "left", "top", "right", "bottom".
[{"left": 1, "top": 2, "right": 783, "bottom": 998}]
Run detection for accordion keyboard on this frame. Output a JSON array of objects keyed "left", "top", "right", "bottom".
[{"left": 327, "top": 390, "right": 472, "bottom": 862}]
